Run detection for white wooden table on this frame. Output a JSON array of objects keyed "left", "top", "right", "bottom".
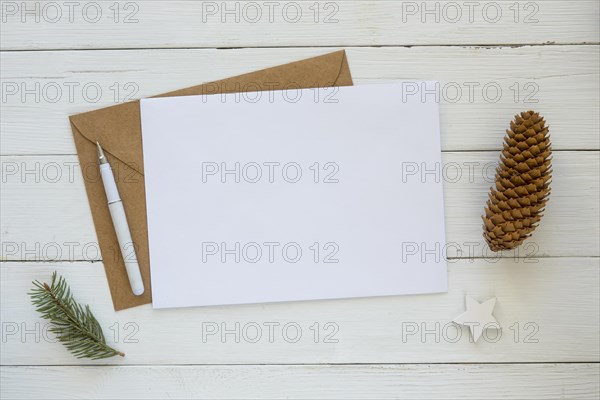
[{"left": 1, "top": 1, "right": 599, "bottom": 398}]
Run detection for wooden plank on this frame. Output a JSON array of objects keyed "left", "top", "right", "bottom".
[
  {"left": 1, "top": 1, "right": 598, "bottom": 50},
  {"left": 2, "top": 152, "right": 598, "bottom": 261},
  {"left": 2, "top": 364, "right": 599, "bottom": 399},
  {"left": 1, "top": 259, "right": 598, "bottom": 365},
  {"left": 1, "top": 46, "right": 598, "bottom": 155}
]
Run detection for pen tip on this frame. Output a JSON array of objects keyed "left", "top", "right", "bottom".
[{"left": 96, "top": 141, "right": 107, "bottom": 164}]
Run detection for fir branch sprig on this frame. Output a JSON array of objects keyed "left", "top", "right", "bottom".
[{"left": 29, "top": 272, "right": 124, "bottom": 360}]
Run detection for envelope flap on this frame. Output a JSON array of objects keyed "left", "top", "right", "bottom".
[
  {"left": 70, "top": 50, "right": 351, "bottom": 176},
  {"left": 70, "top": 101, "right": 144, "bottom": 174},
  {"left": 159, "top": 49, "right": 352, "bottom": 98}
]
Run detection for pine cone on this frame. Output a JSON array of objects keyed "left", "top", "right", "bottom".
[{"left": 482, "top": 111, "right": 552, "bottom": 252}]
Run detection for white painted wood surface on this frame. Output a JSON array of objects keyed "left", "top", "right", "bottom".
[
  {"left": 2, "top": 364, "right": 599, "bottom": 399},
  {"left": 1, "top": 46, "right": 599, "bottom": 154},
  {"left": 1, "top": 1, "right": 598, "bottom": 49},
  {"left": 1, "top": 0, "right": 599, "bottom": 398},
  {"left": 2, "top": 259, "right": 599, "bottom": 365}
]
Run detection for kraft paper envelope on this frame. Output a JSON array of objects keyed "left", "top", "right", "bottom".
[{"left": 69, "top": 50, "right": 353, "bottom": 310}]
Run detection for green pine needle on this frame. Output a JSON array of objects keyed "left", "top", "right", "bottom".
[{"left": 29, "top": 271, "right": 124, "bottom": 360}]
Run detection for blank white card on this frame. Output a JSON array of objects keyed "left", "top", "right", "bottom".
[{"left": 141, "top": 83, "right": 447, "bottom": 309}]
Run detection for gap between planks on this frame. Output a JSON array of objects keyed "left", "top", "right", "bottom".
[{"left": 1, "top": 42, "right": 599, "bottom": 53}]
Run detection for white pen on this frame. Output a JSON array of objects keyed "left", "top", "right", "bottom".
[{"left": 97, "top": 142, "right": 145, "bottom": 296}]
